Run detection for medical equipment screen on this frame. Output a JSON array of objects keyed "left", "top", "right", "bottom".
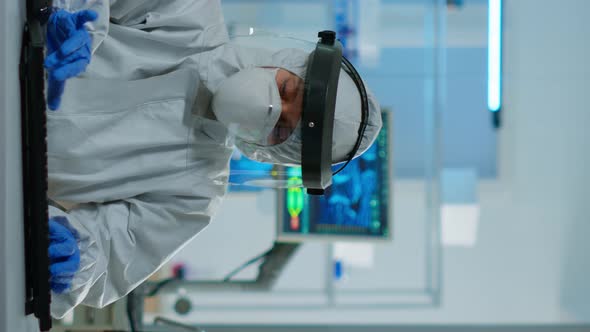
[{"left": 278, "top": 111, "right": 391, "bottom": 241}]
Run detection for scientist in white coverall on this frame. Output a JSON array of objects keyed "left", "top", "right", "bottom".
[{"left": 46, "top": 0, "right": 382, "bottom": 318}]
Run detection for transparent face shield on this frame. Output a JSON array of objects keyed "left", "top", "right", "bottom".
[{"left": 211, "top": 30, "right": 311, "bottom": 189}]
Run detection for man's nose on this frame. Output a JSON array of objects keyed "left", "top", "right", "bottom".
[{"left": 281, "top": 102, "right": 301, "bottom": 129}]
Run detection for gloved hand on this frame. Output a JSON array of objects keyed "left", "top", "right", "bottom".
[
  {"left": 48, "top": 216, "right": 80, "bottom": 293},
  {"left": 45, "top": 9, "right": 98, "bottom": 110}
]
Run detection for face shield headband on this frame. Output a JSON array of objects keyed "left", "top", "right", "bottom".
[{"left": 302, "top": 31, "right": 370, "bottom": 195}]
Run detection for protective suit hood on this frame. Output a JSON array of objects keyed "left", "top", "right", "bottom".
[{"left": 206, "top": 40, "right": 382, "bottom": 166}]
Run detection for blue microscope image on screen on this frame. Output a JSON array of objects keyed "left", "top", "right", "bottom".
[
  {"left": 318, "top": 144, "right": 380, "bottom": 230},
  {"left": 281, "top": 111, "right": 390, "bottom": 239}
]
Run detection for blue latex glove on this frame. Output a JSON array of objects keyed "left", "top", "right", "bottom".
[
  {"left": 48, "top": 216, "right": 80, "bottom": 293},
  {"left": 45, "top": 9, "right": 98, "bottom": 110}
]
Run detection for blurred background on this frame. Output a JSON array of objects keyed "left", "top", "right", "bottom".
[
  {"left": 2, "top": 0, "right": 590, "bottom": 331},
  {"left": 152, "top": 0, "right": 590, "bottom": 327}
]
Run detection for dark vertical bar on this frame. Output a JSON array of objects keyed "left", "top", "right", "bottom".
[
  {"left": 20, "top": 24, "right": 35, "bottom": 317},
  {"left": 21, "top": 0, "right": 52, "bottom": 330},
  {"left": 492, "top": 109, "right": 502, "bottom": 129}
]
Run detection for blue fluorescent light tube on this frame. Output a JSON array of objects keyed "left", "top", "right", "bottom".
[{"left": 487, "top": 0, "right": 502, "bottom": 112}]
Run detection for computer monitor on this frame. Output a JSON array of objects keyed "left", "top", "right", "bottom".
[{"left": 277, "top": 111, "right": 391, "bottom": 242}]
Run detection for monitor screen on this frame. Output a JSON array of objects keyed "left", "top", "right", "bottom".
[{"left": 277, "top": 111, "right": 391, "bottom": 241}]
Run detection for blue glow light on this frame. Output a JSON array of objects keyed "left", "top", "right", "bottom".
[{"left": 487, "top": 0, "right": 502, "bottom": 112}]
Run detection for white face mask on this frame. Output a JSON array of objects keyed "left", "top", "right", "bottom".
[{"left": 211, "top": 68, "right": 282, "bottom": 145}]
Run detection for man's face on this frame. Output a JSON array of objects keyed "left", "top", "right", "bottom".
[{"left": 268, "top": 69, "right": 304, "bottom": 145}]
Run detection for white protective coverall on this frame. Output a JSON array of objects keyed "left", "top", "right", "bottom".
[
  {"left": 48, "top": 0, "right": 382, "bottom": 318},
  {"left": 48, "top": 0, "right": 239, "bottom": 318}
]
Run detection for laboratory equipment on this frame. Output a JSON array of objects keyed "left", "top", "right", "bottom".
[{"left": 277, "top": 111, "right": 391, "bottom": 241}]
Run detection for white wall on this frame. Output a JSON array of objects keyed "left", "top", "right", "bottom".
[
  {"left": 496, "top": 0, "right": 590, "bottom": 322},
  {"left": 0, "top": 0, "right": 41, "bottom": 331},
  {"left": 158, "top": 0, "right": 590, "bottom": 325}
]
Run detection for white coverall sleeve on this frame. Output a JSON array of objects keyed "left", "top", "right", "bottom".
[
  {"left": 108, "top": 0, "right": 223, "bottom": 29},
  {"left": 63, "top": 0, "right": 224, "bottom": 53},
  {"left": 48, "top": 194, "right": 211, "bottom": 319}
]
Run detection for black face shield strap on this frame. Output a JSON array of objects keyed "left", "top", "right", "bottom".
[
  {"left": 301, "top": 31, "right": 342, "bottom": 195},
  {"left": 331, "top": 56, "right": 370, "bottom": 177}
]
